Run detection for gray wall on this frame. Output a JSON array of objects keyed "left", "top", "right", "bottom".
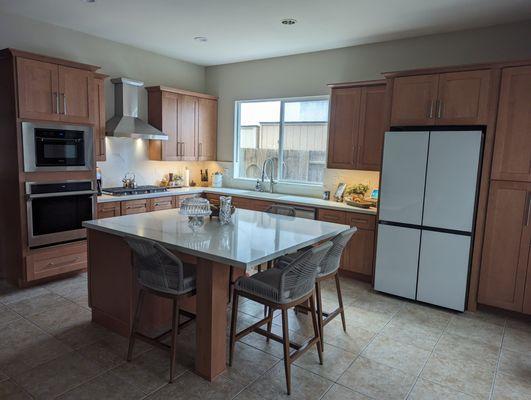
[{"left": 206, "top": 20, "right": 531, "bottom": 161}]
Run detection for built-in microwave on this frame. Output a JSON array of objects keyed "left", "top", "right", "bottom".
[{"left": 22, "top": 122, "right": 93, "bottom": 172}]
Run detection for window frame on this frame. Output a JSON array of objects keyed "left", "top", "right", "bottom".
[{"left": 234, "top": 95, "right": 330, "bottom": 186}]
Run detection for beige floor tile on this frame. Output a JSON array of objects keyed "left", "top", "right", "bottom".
[
  {"left": 338, "top": 356, "right": 416, "bottom": 400},
  {"left": 0, "top": 318, "right": 72, "bottom": 377},
  {"left": 13, "top": 352, "right": 101, "bottom": 399},
  {"left": 505, "top": 316, "right": 531, "bottom": 333},
  {"left": 498, "top": 348, "right": 531, "bottom": 380},
  {"left": 492, "top": 372, "right": 531, "bottom": 400},
  {"left": 421, "top": 352, "right": 495, "bottom": 399},
  {"left": 240, "top": 322, "right": 307, "bottom": 359},
  {"left": 502, "top": 327, "right": 531, "bottom": 354},
  {"left": 379, "top": 317, "right": 443, "bottom": 351},
  {"left": 408, "top": 379, "right": 477, "bottom": 400},
  {"left": 110, "top": 347, "right": 188, "bottom": 395},
  {"left": 362, "top": 334, "right": 431, "bottom": 375},
  {"left": 241, "top": 362, "right": 333, "bottom": 400},
  {"left": 341, "top": 305, "right": 393, "bottom": 332},
  {"left": 294, "top": 343, "right": 356, "bottom": 381},
  {"left": 26, "top": 299, "right": 91, "bottom": 336},
  {"left": 446, "top": 316, "right": 504, "bottom": 347},
  {"left": 56, "top": 370, "right": 146, "bottom": 399},
  {"left": 56, "top": 321, "right": 118, "bottom": 349},
  {"left": 226, "top": 342, "right": 279, "bottom": 385},
  {"left": 349, "top": 291, "right": 404, "bottom": 316},
  {"left": 76, "top": 340, "right": 127, "bottom": 370},
  {"left": 459, "top": 310, "right": 507, "bottom": 327},
  {"left": 321, "top": 384, "right": 371, "bottom": 400},
  {"left": 434, "top": 332, "right": 500, "bottom": 370},
  {"left": 398, "top": 303, "right": 454, "bottom": 329},
  {"left": 6, "top": 293, "right": 64, "bottom": 317},
  {"left": 146, "top": 370, "right": 244, "bottom": 400},
  {"left": 0, "top": 286, "right": 50, "bottom": 305},
  {"left": 320, "top": 318, "right": 375, "bottom": 354},
  {"left": 0, "top": 305, "right": 20, "bottom": 328},
  {"left": 0, "top": 380, "right": 32, "bottom": 400}
]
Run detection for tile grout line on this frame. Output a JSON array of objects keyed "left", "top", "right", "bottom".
[
  {"left": 402, "top": 310, "right": 454, "bottom": 399},
  {"left": 488, "top": 318, "right": 507, "bottom": 400}
]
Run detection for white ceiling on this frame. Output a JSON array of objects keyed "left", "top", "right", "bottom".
[{"left": 1, "top": 0, "right": 531, "bottom": 66}]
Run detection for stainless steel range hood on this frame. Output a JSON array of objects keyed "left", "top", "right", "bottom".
[{"left": 105, "top": 77, "right": 168, "bottom": 140}]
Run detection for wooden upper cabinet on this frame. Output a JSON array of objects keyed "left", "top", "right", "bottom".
[
  {"left": 327, "top": 87, "right": 361, "bottom": 169},
  {"left": 147, "top": 86, "right": 217, "bottom": 161},
  {"left": 178, "top": 94, "right": 198, "bottom": 161},
  {"left": 93, "top": 74, "right": 106, "bottom": 162},
  {"left": 478, "top": 181, "right": 531, "bottom": 312},
  {"left": 390, "top": 70, "right": 491, "bottom": 126},
  {"left": 357, "top": 85, "right": 386, "bottom": 171},
  {"left": 58, "top": 66, "right": 94, "bottom": 124},
  {"left": 198, "top": 98, "right": 217, "bottom": 161},
  {"left": 390, "top": 74, "right": 439, "bottom": 126},
  {"left": 16, "top": 56, "right": 96, "bottom": 124},
  {"left": 17, "top": 58, "right": 60, "bottom": 121},
  {"left": 491, "top": 65, "right": 531, "bottom": 182},
  {"left": 436, "top": 70, "right": 490, "bottom": 125}
]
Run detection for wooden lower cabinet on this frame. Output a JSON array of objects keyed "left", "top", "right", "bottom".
[
  {"left": 121, "top": 199, "right": 150, "bottom": 215},
  {"left": 231, "top": 196, "right": 253, "bottom": 210},
  {"left": 150, "top": 196, "right": 175, "bottom": 211},
  {"left": 317, "top": 209, "right": 376, "bottom": 278},
  {"left": 175, "top": 194, "right": 201, "bottom": 208},
  {"left": 249, "top": 199, "right": 274, "bottom": 212},
  {"left": 26, "top": 241, "right": 87, "bottom": 281},
  {"left": 97, "top": 201, "right": 121, "bottom": 219},
  {"left": 478, "top": 181, "right": 531, "bottom": 313}
]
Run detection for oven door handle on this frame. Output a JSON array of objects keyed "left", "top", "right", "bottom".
[{"left": 26, "top": 190, "right": 98, "bottom": 200}]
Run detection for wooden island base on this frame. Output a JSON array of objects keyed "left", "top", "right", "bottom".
[{"left": 87, "top": 229, "right": 230, "bottom": 381}]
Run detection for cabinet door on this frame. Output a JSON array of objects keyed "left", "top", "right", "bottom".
[
  {"left": 178, "top": 95, "right": 198, "bottom": 160},
  {"left": 436, "top": 70, "right": 491, "bottom": 125},
  {"left": 161, "top": 92, "right": 180, "bottom": 160},
  {"left": 17, "top": 58, "right": 60, "bottom": 121},
  {"left": 390, "top": 74, "right": 438, "bottom": 126},
  {"left": 356, "top": 85, "right": 386, "bottom": 171},
  {"left": 491, "top": 66, "right": 531, "bottom": 182},
  {"left": 198, "top": 98, "right": 217, "bottom": 161},
  {"left": 524, "top": 244, "right": 531, "bottom": 315},
  {"left": 344, "top": 228, "right": 374, "bottom": 276},
  {"left": 58, "top": 66, "right": 94, "bottom": 124},
  {"left": 327, "top": 87, "right": 361, "bottom": 169},
  {"left": 94, "top": 77, "right": 106, "bottom": 161},
  {"left": 478, "top": 181, "right": 531, "bottom": 312},
  {"left": 121, "top": 199, "right": 149, "bottom": 215},
  {"left": 97, "top": 202, "right": 121, "bottom": 219},
  {"left": 150, "top": 196, "right": 175, "bottom": 211}
]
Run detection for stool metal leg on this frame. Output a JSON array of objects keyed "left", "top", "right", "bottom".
[
  {"left": 281, "top": 308, "right": 291, "bottom": 395},
  {"left": 335, "top": 273, "right": 347, "bottom": 332},
  {"left": 170, "top": 298, "right": 178, "bottom": 383},
  {"left": 127, "top": 289, "right": 145, "bottom": 362}
]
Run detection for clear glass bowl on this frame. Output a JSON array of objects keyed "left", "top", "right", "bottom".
[{"left": 179, "top": 197, "right": 211, "bottom": 231}]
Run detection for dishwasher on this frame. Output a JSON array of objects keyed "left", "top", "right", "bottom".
[{"left": 292, "top": 205, "right": 316, "bottom": 220}]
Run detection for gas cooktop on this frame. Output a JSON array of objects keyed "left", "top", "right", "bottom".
[{"left": 102, "top": 186, "right": 168, "bottom": 196}]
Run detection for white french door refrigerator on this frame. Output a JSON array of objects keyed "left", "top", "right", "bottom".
[{"left": 374, "top": 130, "right": 483, "bottom": 311}]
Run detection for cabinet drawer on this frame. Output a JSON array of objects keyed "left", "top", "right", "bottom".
[
  {"left": 232, "top": 196, "right": 253, "bottom": 209},
  {"left": 347, "top": 212, "right": 376, "bottom": 230},
  {"left": 251, "top": 199, "right": 275, "bottom": 212},
  {"left": 317, "top": 209, "right": 347, "bottom": 224},
  {"left": 150, "top": 196, "right": 175, "bottom": 211},
  {"left": 121, "top": 199, "right": 149, "bottom": 215},
  {"left": 97, "top": 201, "right": 121, "bottom": 219},
  {"left": 26, "top": 241, "right": 87, "bottom": 281},
  {"left": 205, "top": 193, "right": 220, "bottom": 206}
]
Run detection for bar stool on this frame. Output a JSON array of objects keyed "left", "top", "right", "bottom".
[
  {"left": 125, "top": 236, "right": 196, "bottom": 383},
  {"left": 274, "top": 227, "right": 357, "bottom": 350},
  {"left": 229, "top": 241, "right": 332, "bottom": 395},
  {"left": 228, "top": 204, "right": 297, "bottom": 301}
]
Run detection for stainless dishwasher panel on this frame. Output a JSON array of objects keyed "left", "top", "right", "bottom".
[{"left": 292, "top": 206, "right": 316, "bottom": 220}]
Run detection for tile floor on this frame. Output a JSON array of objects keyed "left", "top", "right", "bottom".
[{"left": 1, "top": 272, "right": 530, "bottom": 399}]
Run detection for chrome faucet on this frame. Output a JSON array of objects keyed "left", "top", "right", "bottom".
[{"left": 260, "top": 157, "right": 277, "bottom": 193}]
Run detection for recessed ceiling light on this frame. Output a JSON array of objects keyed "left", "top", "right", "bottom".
[
  {"left": 281, "top": 18, "right": 297, "bottom": 25},
  {"left": 82, "top": 0, "right": 96, "bottom": 3},
  {"left": 194, "top": 36, "right": 208, "bottom": 43}
]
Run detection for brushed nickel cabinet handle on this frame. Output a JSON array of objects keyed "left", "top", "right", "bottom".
[
  {"left": 54, "top": 92, "right": 59, "bottom": 114},
  {"left": 436, "top": 100, "right": 443, "bottom": 119},
  {"left": 427, "top": 100, "right": 434, "bottom": 119},
  {"left": 46, "top": 256, "right": 80, "bottom": 268},
  {"left": 199, "top": 142, "right": 202, "bottom": 157}
]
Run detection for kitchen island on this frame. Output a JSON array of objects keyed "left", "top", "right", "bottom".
[{"left": 83, "top": 208, "right": 348, "bottom": 381}]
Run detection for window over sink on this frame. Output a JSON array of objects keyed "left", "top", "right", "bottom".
[{"left": 234, "top": 96, "right": 329, "bottom": 185}]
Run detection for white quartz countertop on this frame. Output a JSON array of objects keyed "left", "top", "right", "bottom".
[
  {"left": 83, "top": 208, "right": 349, "bottom": 268},
  {"left": 97, "top": 187, "right": 377, "bottom": 215}
]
